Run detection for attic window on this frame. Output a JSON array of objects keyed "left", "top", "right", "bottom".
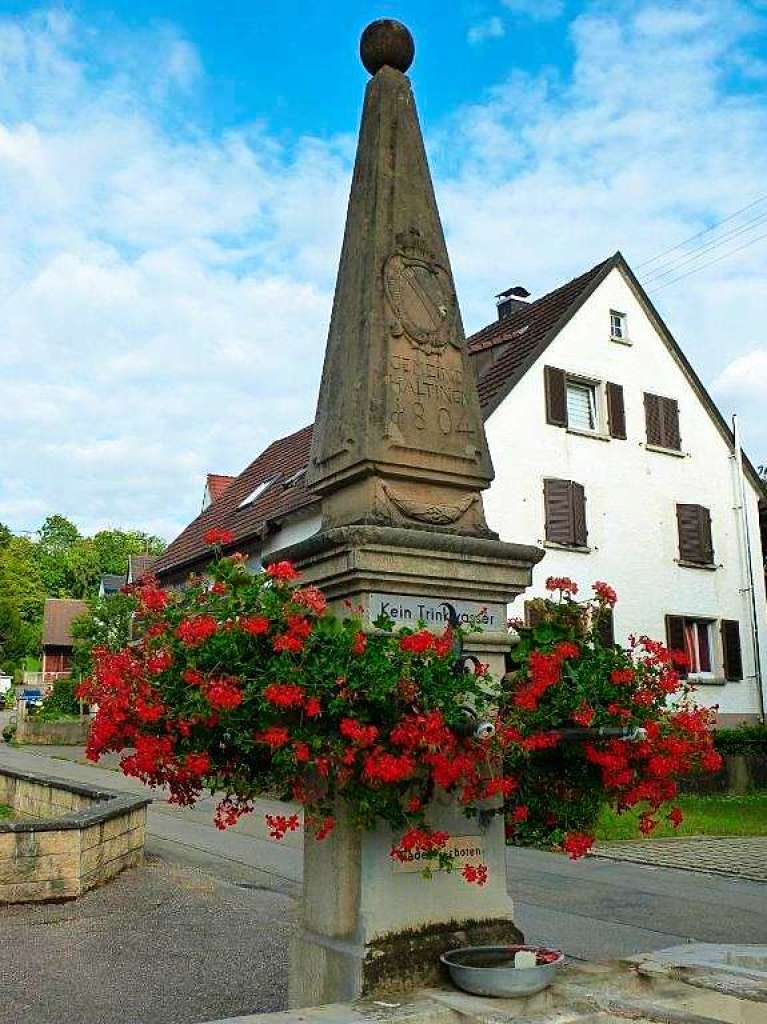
[
  {"left": 239, "top": 477, "right": 277, "bottom": 508},
  {"left": 283, "top": 466, "right": 307, "bottom": 488},
  {"left": 610, "top": 310, "right": 627, "bottom": 341}
]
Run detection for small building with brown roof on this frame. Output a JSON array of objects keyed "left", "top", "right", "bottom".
[{"left": 41, "top": 598, "right": 88, "bottom": 682}]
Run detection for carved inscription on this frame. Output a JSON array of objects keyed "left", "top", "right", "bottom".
[{"left": 384, "top": 346, "right": 476, "bottom": 451}]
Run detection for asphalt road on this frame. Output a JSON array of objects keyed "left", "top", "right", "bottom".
[{"left": 2, "top": 740, "right": 766, "bottom": 1024}]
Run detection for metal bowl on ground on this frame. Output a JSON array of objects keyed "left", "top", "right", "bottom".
[{"left": 440, "top": 944, "right": 565, "bottom": 998}]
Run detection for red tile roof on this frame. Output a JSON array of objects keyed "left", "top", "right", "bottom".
[
  {"left": 155, "top": 257, "right": 617, "bottom": 580},
  {"left": 469, "top": 256, "right": 615, "bottom": 417},
  {"left": 41, "top": 598, "right": 89, "bottom": 647},
  {"left": 206, "top": 473, "right": 235, "bottom": 502},
  {"left": 154, "top": 424, "right": 316, "bottom": 578}
]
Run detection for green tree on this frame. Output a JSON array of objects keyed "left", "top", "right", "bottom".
[
  {"left": 0, "top": 522, "right": 12, "bottom": 549},
  {"left": 71, "top": 593, "right": 136, "bottom": 677}
]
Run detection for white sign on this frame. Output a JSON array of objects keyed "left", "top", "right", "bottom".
[
  {"left": 368, "top": 593, "right": 504, "bottom": 631},
  {"left": 393, "top": 834, "right": 486, "bottom": 874}
]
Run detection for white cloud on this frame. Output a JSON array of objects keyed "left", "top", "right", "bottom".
[
  {"left": 715, "top": 350, "right": 767, "bottom": 399},
  {"left": 435, "top": 0, "right": 767, "bottom": 460},
  {"left": 0, "top": 9, "right": 349, "bottom": 539},
  {"left": 501, "top": 0, "right": 564, "bottom": 21},
  {"left": 468, "top": 16, "right": 506, "bottom": 45},
  {"left": 2, "top": 2, "right": 767, "bottom": 541}
]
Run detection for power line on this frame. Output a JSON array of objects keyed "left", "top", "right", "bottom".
[
  {"left": 649, "top": 226, "right": 767, "bottom": 293},
  {"left": 643, "top": 208, "right": 767, "bottom": 284},
  {"left": 637, "top": 192, "right": 767, "bottom": 270}
]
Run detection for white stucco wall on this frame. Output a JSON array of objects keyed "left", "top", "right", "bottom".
[{"left": 483, "top": 267, "right": 767, "bottom": 721}]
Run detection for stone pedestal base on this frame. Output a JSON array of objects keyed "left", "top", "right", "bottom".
[
  {"left": 269, "top": 523, "right": 543, "bottom": 1008},
  {"left": 289, "top": 801, "right": 523, "bottom": 1008}
]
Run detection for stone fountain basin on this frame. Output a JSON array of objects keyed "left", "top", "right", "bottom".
[{"left": 441, "top": 945, "right": 564, "bottom": 997}]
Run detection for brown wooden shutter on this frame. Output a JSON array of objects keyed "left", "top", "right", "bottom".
[
  {"left": 644, "top": 393, "right": 662, "bottom": 445},
  {"left": 721, "top": 620, "right": 743, "bottom": 681},
  {"left": 544, "top": 366, "right": 567, "bottom": 427},
  {"left": 660, "top": 397, "right": 681, "bottom": 450},
  {"left": 607, "top": 382, "right": 626, "bottom": 439},
  {"left": 677, "top": 504, "right": 713, "bottom": 564},
  {"left": 596, "top": 607, "right": 615, "bottom": 647},
  {"left": 665, "top": 614, "right": 688, "bottom": 679},
  {"left": 698, "top": 506, "right": 714, "bottom": 564},
  {"left": 544, "top": 478, "right": 572, "bottom": 543},
  {"left": 572, "top": 482, "right": 588, "bottom": 547},
  {"left": 544, "top": 479, "right": 587, "bottom": 547}
]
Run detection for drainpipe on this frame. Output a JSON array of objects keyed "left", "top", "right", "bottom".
[{"left": 732, "top": 415, "right": 765, "bottom": 724}]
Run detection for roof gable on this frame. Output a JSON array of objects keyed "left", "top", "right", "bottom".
[
  {"left": 154, "top": 424, "right": 316, "bottom": 578},
  {"left": 42, "top": 598, "right": 89, "bottom": 647},
  {"left": 469, "top": 255, "right": 617, "bottom": 417}
]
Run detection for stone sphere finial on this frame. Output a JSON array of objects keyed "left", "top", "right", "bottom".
[{"left": 360, "top": 19, "right": 415, "bottom": 76}]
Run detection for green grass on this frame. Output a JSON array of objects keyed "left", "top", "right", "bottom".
[
  {"left": 0, "top": 804, "right": 14, "bottom": 821},
  {"left": 595, "top": 792, "right": 767, "bottom": 841}
]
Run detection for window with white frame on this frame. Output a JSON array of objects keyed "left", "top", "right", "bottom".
[
  {"left": 683, "top": 618, "right": 715, "bottom": 676},
  {"left": 610, "top": 310, "right": 627, "bottom": 340},
  {"left": 566, "top": 379, "right": 599, "bottom": 433}
]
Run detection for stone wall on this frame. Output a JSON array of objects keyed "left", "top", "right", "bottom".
[
  {"left": 0, "top": 767, "right": 150, "bottom": 903},
  {"left": 15, "top": 717, "right": 92, "bottom": 745}
]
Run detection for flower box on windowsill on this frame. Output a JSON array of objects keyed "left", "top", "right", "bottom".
[{"left": 677, "top": 559, "right": 718, "bottom": 571}]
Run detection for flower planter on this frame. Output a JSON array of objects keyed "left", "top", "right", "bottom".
[{"left": 440, "top": 944, "right": 564, "bottom": 997}]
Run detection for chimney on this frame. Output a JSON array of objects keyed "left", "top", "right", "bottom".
[{"left": 496, "top": 285, "right": 530, "bottom": 320}]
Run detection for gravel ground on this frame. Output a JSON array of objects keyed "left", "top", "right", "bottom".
[{"left": 0, "top": 854, "right": 295, "bottom": 1024}]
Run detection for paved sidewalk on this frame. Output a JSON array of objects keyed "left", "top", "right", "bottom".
[{"left": 594, "top": 836, "right": 767, "bottom": 881}]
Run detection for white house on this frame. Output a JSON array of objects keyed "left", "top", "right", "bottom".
[
  {"left": 474, "top": 254, "right": 767, "bottom": 727},
  {"left": 154, "top": 253, "right": 767, "bottom": 725}
]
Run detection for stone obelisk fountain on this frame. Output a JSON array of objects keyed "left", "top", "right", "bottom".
[{"left": 267, "top": 19, "right": 543, "bottom": 1008}]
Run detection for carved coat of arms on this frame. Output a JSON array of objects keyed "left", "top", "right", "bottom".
[{"left": 384, "top": 232, "right": 460, "bottom": 355}]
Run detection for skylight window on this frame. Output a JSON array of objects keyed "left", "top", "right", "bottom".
[{"left": 239, "top": 477, "right": 277, "bottom": 508}]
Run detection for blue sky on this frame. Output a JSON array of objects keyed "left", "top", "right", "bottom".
[{"left": 1, "top": 1, "right": 766, "bottom": 540}]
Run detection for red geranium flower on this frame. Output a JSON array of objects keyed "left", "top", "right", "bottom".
[
  {"left": 273, "top": 633, "right": 304, "bottom": 654},
  {"left": 545, "top": 576, "right": 578, "bottom": 595},
  {"left": 292, "top": 587, "right": 327, "bottom": 615},
  {"left": 255, "top": 726, "right": 290, "bottom": 748},
  {"left": 572, "top": 701, "right": 595, "bottom": 727},
  {"left": 206, "top": 678, "right": 243, "bottom": 710},
  {"left": 176, "top": 615, "right": 217, "bottom": 647},
  {"left": 592, "top": 581, "right": 617, "bottom": 606},
  {"left": 340, "top": 718, "right": 379, "bottom": 747},
  {"left": 461, "top": 863, "right": 488, "bottom": 886},
  {"left": 241, "top": 615, "right": 270, "bottom": 636},
  {"left": 267, "top": 561, "right": 299, "bottom": 582},
  {"left": 263, "top": 682, "right": 305, "bottom": 708},
  {"left": 668, "top": 806, "right": 683, "bottom": 828},
  {"left": 203, "top": 527, "right": 235, "bottom": 546},
  {"left": 304, "top": 696, "right": 322, "bottom": 718},
  {"left": 185, "top": 752, "right": 211, "bottom": 776},
  {"left": 562, "top": 832, "right": 594, "bottom": 859},
  {"left": 351, "top": 631, "right": 367, "bottom": 656},
  {"left": 399, "top": 629, "right": 434, "bottom": 654}
]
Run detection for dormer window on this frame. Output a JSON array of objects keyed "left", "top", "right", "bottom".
[
  {"left": 610, "top": 310, "right": 627, "bottom": 341},
  {"left": 239, "top": 477, "right": 277, "bottom": 508}
]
